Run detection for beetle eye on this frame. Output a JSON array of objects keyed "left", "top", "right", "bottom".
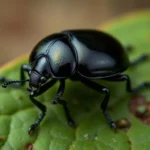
[{"left": 40, "top": 76, "right": 47, "bottom": 83}]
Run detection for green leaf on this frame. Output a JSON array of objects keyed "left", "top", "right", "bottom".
[{"left": 0, "top": 10, "right": 150, "bottom": 150}]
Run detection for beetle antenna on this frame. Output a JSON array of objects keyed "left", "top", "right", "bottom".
[{"left": 2, "top": 79, "right": 29, "bottom": 88}]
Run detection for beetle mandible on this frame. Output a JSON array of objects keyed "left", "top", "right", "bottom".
[{"left": 0, "top": 30, "right": 149, "bottom": 134}]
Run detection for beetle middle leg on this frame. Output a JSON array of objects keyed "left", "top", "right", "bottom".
[
  {"left": 51, "top": 79, "right": 76, "bottom": 127},
  {"left": 79, "top": 77, "right": 117, "bottom": 129}
]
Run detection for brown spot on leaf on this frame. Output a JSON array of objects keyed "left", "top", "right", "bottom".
[
  {"left": 127, "top": 139, "right": 132, "bottom": 145},
  {"left": 26, "top": 144, "right": 33, "bottom": 150},
  {"left": 129, "top": 95, "right": 150, "bottom": 124},
  {"left": 18, "top": 95, "right": 23, "bottom": 100},
  {"left": 0, "top": 137, "right": 4, "bottom": 140}
]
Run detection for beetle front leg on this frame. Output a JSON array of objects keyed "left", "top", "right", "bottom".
[
  {"left": 28, "top": 94, "right": 46, "bottom": 135},
  {"left": 1, "top": 64, "right": 31, "bottom": 88},
  {"left": 27, "top": 79, "right": 57, "bottom": 135},
  {"left": 20, "top": 64, "right": 31, "bottom": 83},
  {"left": 51, "top": 80, "right": 76, "bottom": 127},
  {"left": 79, "top": 77, "right": 117, "bottom": 129}
]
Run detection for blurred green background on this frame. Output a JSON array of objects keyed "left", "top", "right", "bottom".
[{"left": 0, "top": 0, "right": 150, "bottom": 65}]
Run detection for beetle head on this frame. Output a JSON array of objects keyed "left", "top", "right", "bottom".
[
  {"left": 28, "top": 70, "right": 47, "bottom": 90},
  {"left": 28, "top": 56, "right": 50, "bottom": 92}
]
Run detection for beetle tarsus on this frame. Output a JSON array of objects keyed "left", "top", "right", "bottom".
[
  {"left": 103, "top": 111, "right": 116, "bottom": 129},
  {"left": 28, "top": 124, "right": 37, "bottom": 135},
  {"left": 110, "top": 121, "right": 117, "bottom": 129},
  {"left": 28, "top": 112, "right": 46, "bottom": 135},
  {"left": 52, "top": 98, "right": 75, "bottom": 128},
  {"left": 68, "top": 119, "right": 76, "bottom": 128}
]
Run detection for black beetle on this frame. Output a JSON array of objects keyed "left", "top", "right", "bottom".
[{"left": 0, "top": 29, "right": 149, "bottom": 134}]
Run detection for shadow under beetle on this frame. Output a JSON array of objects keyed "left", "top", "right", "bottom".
[{"left": 0, "top": 30, "right": 150, "bottom": 135}]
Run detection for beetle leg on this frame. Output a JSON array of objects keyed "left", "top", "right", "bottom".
[
  {"left": 26, "top": 79, "right": 57, "bottom": 135},
  {"left": 79, "top": 78, "right": 117, "bottom": 129},
  {"left": 0, "top": 64, "right": 31, "bottom": 87},
  {"left": 20, "top": 64, "right": 31, "bottom": 82},
  {"left": 124, "top": 45, "right": 149, "bottom": 66},
  {"left": 28, "top": 94, "right": 46, "bottom": 135},
  {"left": 106, "top": 74, "right": 150, "bottom": 93},
  {"left": 51, "top": 80, "right": 76, "bottom": 127},
  {"left": 51, "top": 80, "right": 65, "bottom": 104},
  {"left": 55, "top": 99, "right": 76, "bottom": 127},
  {"left": 30, "top": 79, "right": 57, "bottom": 96},
  {"left": 130, "top": 54, "right": 149, "bottom": 67}
]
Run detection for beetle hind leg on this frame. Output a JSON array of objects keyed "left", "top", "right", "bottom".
[
  {"left": 125, "top": 45, "right": 149, "bottom": 67},
  {"left": 106, "top": 74, "right": 150, "bottom": 93},
  {"left": 130, "top": 54, "right": 149, "bottom": 67},
  {"left": 79, "top": 77, "right": 117, "bottom": 129}
]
